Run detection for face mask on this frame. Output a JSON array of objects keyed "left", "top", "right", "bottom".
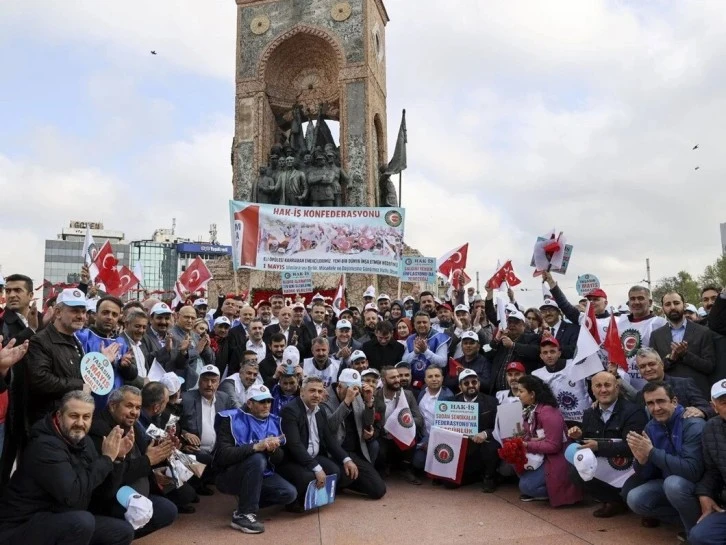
[{"left": 405, "top": 310, "right": 413, "bottom": 318}]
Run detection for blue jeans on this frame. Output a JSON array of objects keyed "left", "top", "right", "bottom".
[
  {"left": 626, "top": 476, "right": 701, "bottom": 531},
  {"left": 217, "top": 453, "right": 297, "bottom": 514},
  {"left": 0, "top": 511, "right": 133, "bottom": 545},
  {"left": 689, "top": 512, "right": 726, "bottom": 545},
  {"left": 519, "top": 465, "right": 547, "bottom": 498}
]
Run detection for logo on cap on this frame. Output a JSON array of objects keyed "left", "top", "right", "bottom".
[
  {"left": 73, "top": 290, "right": 82, "bottom": 297},
  {"left": 434, "top": 443, "right": 455, "bottom": 464},
  {"left": 351, "top": 372, "right": 358, "bottom": 379},
  {"left": 576, "top": 454, "right": 583, "bottom": 462},
  {"left": 721, "top": 380, "right": 726, "bottom": 389},
  {"left": 398, "top": 408, "right": 414, "bottom": 428}
]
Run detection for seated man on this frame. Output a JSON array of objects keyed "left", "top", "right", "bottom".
[
  {"left": 690, "top": 380, "right": 726, "bottom": 545},
  {"left": 302, "top": 337, "right": 340, "bottom": 388},
  {"left": 214, "top": 384, "right": 297, "bottom": 534},
  {"left": 0, "top": 391, "right": 134, "bottom": 545},
  {"left": 567, "top": 371, "right": 647, "bottom": 518},
  {"left": 451, "top": 330, "right": 490, "bottom": 394},
  {"left": 220, "top": 356, "right": 262, "bottom": 408},
  {"left": 455, "top": 369, "right": 499, "bottom": 492},
  {"left": 414, "top": 366, "right": 454, "bottom": 473},
  {"left": 321, "top": 369, "right": 386, "bottom": 499},
  {"left": 624, "top": 381, "right": 705, "bottom": 539},
  {"left": 88, "top": 386, "right": 178, "bottom": 537},
  {"left": 139, "top": 381, "right": 171, "bottom": 429},
  {"left": 278, "top": 376, "right": 357, "bottom": 510},
  {"left": 272, "top": 373, "right": 300, "bottom": 417}
]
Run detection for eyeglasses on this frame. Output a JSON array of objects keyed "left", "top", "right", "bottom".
[{"left": 461, "top": 379, "right": 478, "bottom": 387}]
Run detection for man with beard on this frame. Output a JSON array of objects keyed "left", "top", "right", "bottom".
[
  {"left": 485, "top": 311, "right": 541, "bottom": 395},
  {"left": 402, "top": 312, "right": 449, "bottom": 392},
  {"left": 221, "top": 357, "right": 263, "bottom": 408},
  {"left": 168, "top": 305, "right": 215, "bottom": 390},
  {"left": 89, "top": 386, "right": 178, "bottom": 534},
  {"left": 361, "top": 321, "right": 404, "bottom": 370},
  {"left": 495, "top": 361, "right": 526, "bottom": 404},
  {"left": 76, "top": 296, "right": 138, "bottom": 408},
  {"left": 450, "top": 331, "right": 489, "bottom": 393},
  {"left": 209, "top": 316, "right": 233, "bottom": 376},
  {"left": 417, "top": 291, "right": 437, "bottom": 320},
  {"left": 699, "top": 286, "right": 726, "bottom": 333},
  {"left": 121, "top": 309, "right": 149, "bottom": 382},
  {"left": 140, "top": 303, "right": 179, "bottom": 375},
  {"left": 650, "top": 292, "right": 715, "bottom": 398},
  {"left": 256, "top": 301, "right": 273, "bottom": 327},
  {"left": 432, "top": 303, "right": 454, "bottom": 334},
  {"left": 258, "top": 334, "right": 287, "bottom": 386},
  {"left": 302, "top": 337, "right": 339, "bottom": 388},
  {"left": 355, "top": 308, "right": 380, "bottom": 344},
  {"left": 0, "top": 391, "right": 134, "bottom": 545},
  {"left": 454, "top": 369, "right": 500, "bottom": 492},
  {"left": 377, "top": 295, "right": 392, "bottom": 318},
  {"left": 394, "top": 361, "right": 413, "bottom": 392}
]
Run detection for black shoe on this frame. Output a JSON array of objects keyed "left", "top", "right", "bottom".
[
  {"left": 482, "top": 477, "right": 497, "bottom": 493},
  {"left": 178, "top": 504, "right": 196, "bottom": 514},
  {"left": 402, "top": 469, "right": 422, "bottom": 485},
  {"left": 231, "top": 511, "right": 264, "bottom": 534},
  {"left": 519, "top": 494, "right": 547, "bottom": 502},
  {"left": 285, "top": 502, "right": 306, "bottom": 514},
  {"left": 676, "top": 531, "right": 687, "bottom": 543},
  {"left": 197, "top": 485, "right": 214, "bottom": 496}
]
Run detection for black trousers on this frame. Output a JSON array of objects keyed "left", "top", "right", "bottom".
[
  {"left": 344, "top": 452, "right": 386, "bottom": 499},
  {"left": 464, "top": 440, "right": 500, "bottom": 481},
  {"left": 569, "top": 465, "right": 623, "bottom": 504},
  {"left": 0, "top": 511, "right": 134, "bottom": 545},
  {"left": 377, "top": 437, "right": 415, "bottom": 470},
  {"left": 277, "top": 455, "right": 347, "bottom": 506}
]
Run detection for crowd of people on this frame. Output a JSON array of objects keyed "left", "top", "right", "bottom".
[{"left": 1, "top": 268, "right": 726, "bottom": 544}]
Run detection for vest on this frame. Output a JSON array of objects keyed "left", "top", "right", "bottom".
[
  {"left": 406, "top": 330, "right": 450, "bottom": 382},
  {"left": 218, "top": 409, "right": 284, "bottom": 476},
  {"left": 533, "top": 365, "right": 590, "bottom": 423},
  {"left": 617, "top": 315, "right": 667, "bottom": 388},
  {"left": 302, "top": 358, "right": 339, "bottom": 387}
]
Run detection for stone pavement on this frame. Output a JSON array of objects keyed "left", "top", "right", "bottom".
[{"left": 139, "top": 478, "right": 683, "bottom": 545}]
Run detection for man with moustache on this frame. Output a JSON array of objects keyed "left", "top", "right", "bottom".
[
  {"left": 168, "top": 305, "right": 215, "bottom": 390},
  {"left": 485, "top": 311, "right": 542, "bottom": 395}
]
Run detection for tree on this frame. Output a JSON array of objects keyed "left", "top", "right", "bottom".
[
  {"left": 653, "top": 270, "right": 701, "bottom": 307},
  {"left": 699, "top": 255, "right": 726, "bottom": 290}
]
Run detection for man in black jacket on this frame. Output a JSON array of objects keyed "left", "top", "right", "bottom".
[
  {"left": 361, "top": 320, "right": 404, "bottom": 370},
  {"left": 539, "top": 298, "right": 578, "bottom": 359},
  {"left": 485, "top": 311, "right": 542, "bottom": 394},
  {"left": 88, "top": 386, "right": 178, "bottom": 535},
  {"left": 0, "top": 390, "right": 134, "bottom": 545},
  {"left": 277, "top": 376, "right": 357, "bottom": 510},
  {"left": 568, "top": 371, "right": 647, "bottom": 518},
  {"left": 214, "top": 384, "right": 297, "bottom": 534}
]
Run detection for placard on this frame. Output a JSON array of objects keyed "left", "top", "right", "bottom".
[
  {"left": 281, "top": 270, "right": 313, "bottom": 295},
  {"left": 493, "top": 399, "right": 523, "bottom": 445},
  {"left": 576, "top": 274, "right": 600, "bottom": 296},
  {"left": 80, "top": 352, "right": 114, "bottom": 395},
  {"left": 304, "top": 474, "right": 337, "bottom": 510},
  {"left": 530, "top": 237, "right": 573, "bottom": 275},
  {"left": 400, "top": 256, "right": 437, "bottom": 283},
  {"left": 433, "top": 400, "right": 479, "bottom": 436}
]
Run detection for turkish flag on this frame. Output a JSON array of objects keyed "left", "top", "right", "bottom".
[
  {"left": 487, "top": 260, "right": 522, "bottom": 289},
  {"left": 585, "top": 301, "right": 602, "bottom": 345},
  {"left": 437, "top": 243, "right": 468, "bottom": 278},
  {"left": 93, "top": 241, "right": 121, "bottom": 293},
  {"left": 179, "top": 257, "right": 213, "bottom": 294},
  {"left": 233, "top": 204, "right": 260, "bottom": 268},
  {"left": 332, "top": 275, "right": 346, "bottom": 317},
  {"left": 603, "top": 313, "right": 627, "bottom": 371},
  {"left": 108, "top": 266, "right": 139, "bottom": 298},
  {"left": 450, "top": 269, "right": 471, "bottom": 290}
]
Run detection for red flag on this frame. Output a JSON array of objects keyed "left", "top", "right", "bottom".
[
  {"left": 584, "top": 301, "right": 602, "bottom": 345},
  {"left": 233, "top": 204, "right": 260, "bottom": 268},
  {"left": 486, "top": 260, "right": 522, "bottom": 289},
  {"left": 437, "top": 243, "right": 468, "bottom": 278},
  {"left": 93, "top": 241, "right": 121, "bottom": 292},
  {"left": 179, "top": 257, "right": 213, "bottom": 294},
  {"left": 332, "top": 275, "right": 346, "bottom": 317},
  {"left": 603, "top": 314, "right": 627, "bottom": 371},
  {"left": 109, "top": 266, "right": 140, "bottom": 298}
]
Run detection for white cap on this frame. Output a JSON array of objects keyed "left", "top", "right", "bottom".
[
  {"left": 361, "top": 368, "right": 380, "bottom": 378},
  {"left": 507, "top": 310, "right": 526, "bottom": 322},
  {"left": 403, "top": 296, "right": 414, "bottom": 303},
  {"left": 377, "top": 293, "right": 391, "bottom": 301},
  {"left": 160, "top": 372, "right": 184, "bottom": 395},
  {"left": 200, "top": 364, "right": 220, "bottom": 377},
  {"left": 458, "top": 368, "right": 479, "bottom": 382},
  {"left": 283, "top": 345, "right": 300, "bottom": 367},
  {"left": 460, "top": 330, "right": 479, "bottom": 342},
  {"left": 364, "top": 303, "right": 378, "bottom": 311},
  {"left": 618, "top": 304, "right": 630, "bottom": 313},
  {"left": 336, "top": 319, "right": 352, "bottom": 330},
  {"left": 685, "top": 303, "right": 698, "bottom": 314},
  {"left": 338, "top": 368, "right": 362, "bottom": 387},
  {"left": 85, "top": 298, "right": 99, "bottom": 312},
  {"left": 150, "top": 302, "right": 172, "bottom": 316},
  {"left": 434, "top": 297, "right": 442, "bottom": 305},
  {"left": 711, "top": 379, "right": 726, "bottom": 400},
  {"left": 116, "top": 486, "right": 153, "bottom": 530},
  {"left": 363, "top": 286, "right": 376, "bottom": 298},
  {"left": 312, "top": 292, "right": 325, "bottom": 301},
  {"left": 57, "top": 288, "right": 87, "bottom": 307},
  {"left": 524, "top": 452, "right": 544, "bottom": 471},
  {"left": 248, "top": 384, "right": 273, "bottom": 401},
  {"left": 350, "top": 349, "right": 366, "bottom": 362},
  {"left": 193, "top": 298, "right": 208, "bottom": 307},
  {"left": 574, "top": 448, "right": 597, "bottom": 481},
  {"left": 214, "top": 316, "right": 231, "bottom": 327},
  {"left": 454, "top": 304, "right": 470, "bottom": 313},
  {"left": 292, "top": 301, "right": 305, "bottom": 310},
  {"left": 540, "top": 298, "right": 559, "bottom": 310},
  {"left": 505, "top": 302, "right": 518, "bottom": 313},
  {"left": 698, "top": 306, "right": 708, "bottom": 318}
]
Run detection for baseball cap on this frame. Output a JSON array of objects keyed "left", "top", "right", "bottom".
[
  {"left": 586, "top": 288, "right": 608, "bottom": 299},
  {"left": 540, "top": 336, "right": 560, "bottom": 348},
  {"left": 312, "top": 292, "right": 325, "bottom": 301},
  {"left": 213, "top": 316, "right": 231, "bottom": 327},
  {"left": 200, "top": 364, "right": 220, "bottom": 377},
  {"left": 282, "top": 345, "right": 300, "bottom": 368},
  {"left": 565, "top": 444, "right": 597, "bottom": 481},
  {"left": 363, "top": 286, "right": 376, "bottom": 298},
  {"left": 460, "top": 330, "right": 479, "bottom": 342},
  {"left": 377, "top": 294, "right": 391, "bottom": 301},
  {"left": 540, "top": 298, "right": 559, "bottom": 310},
  {"left": 193, "top": 298, "right": 208, "bottom": 307},
  {"left": 57, "top": 288, "right": 87, "bottom": 307},
  {"left": 459, "top": 368, "right": 478, "bottom": 383},
  {"left": 339, "top": 368, "right": 362, "bottom": 387},
  {"left": 292, "top": 301, "right": 305, "bottom": 310},
  {"left": 116, "top": 486, "right": 154, "bottom": 530},
  {"left": 350, "top": 350, "right": 367, "bottom": 362},
  {"left": 394, "top": 361, "right": 411, "bottom": 370},
  {"left": 507, "top": 310, "right": 526, "bottom": 322},
  {"left": 504, "top": 302, "right": 518, "bottom": 314},
  {"left": 403, "top": 296, "right": 414, "bottom": 304},
  {"left": 506, "top": 361, "right": 526, "bottom": 373},
  {"left": 361, "top": 368, "right": 380, "bottom": 378},
  {"left": 348, "top": 305, "right": 360, "bottom": 312},
  {"left": 85, "top": 298, "right": 98, "bottom": 313},
  {"left": 248, "top": 384, "right": 273, "bottom": 401},
  {"left": 454, "top": 304, "right": 470, "bottom": 314},
  {"left": 698, "top": 306, "right": 708, "bottom": 318},
  {"left": 159, "top": 372, "right": 184, "bottom": 395},
  {"left": 617, "top": 304, "right": 630, "bottom": 314},
  {"left": 256, "top": 299, "right": 271, "bottom": 308},
  {"left": 685, "top": 303, "right": 698, "bottom": 314},
  {"left": 336, "top": 319, "right": 352, "bottom": 330},
  {"left": 711, "top": 379, "right": 726, "bottom": 400},
  {"left": 150, "top": 302, "right": 172, "bottom": 316},
  {"left": 437, "top": 303, "right": 453, "bottom": 312},
  {"left": 364, "top": 303, "right": 378, "bottom": 311}
]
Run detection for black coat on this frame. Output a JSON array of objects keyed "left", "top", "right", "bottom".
[
  {"left": 0, "top": 415, "right": 117, "bottom": 529},
  {"left": 579, "top": 398, "right": 647, "bottom": 458},
  {"left": 634, "top": 375, "right": 714, "bottom": 418},
  {"left": 224, "top": 324, "right": 249, "bottom": 376},
  {"left": 263, "top": 324, "right": 308, "bottom": 356},
  {"left": 695, "top": 416, "right": 726, "bottom": 499},
  {"left": 361, "top": 338, "right": 404, "bottom": 370},
  {"left": 485, "top": 332, "right": 542, "bottom": 395},
  {"left": 551, "top": 320, "right": 579, "bottom": 360},
  {"left": 280, "top": 397, "right": 348, "bottom": 470},
  {"left": 454, "top": 392, "right": 497, "bottom": 436}
]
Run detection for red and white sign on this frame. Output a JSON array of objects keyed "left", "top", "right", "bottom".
[{"left": 425, "top": 426, "right": 468, "bottom": 484}]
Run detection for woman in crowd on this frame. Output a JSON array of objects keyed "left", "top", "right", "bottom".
[
  {"left": 193, "top": 318, "right": 208, "bottom": 336},
  {"left": 389, "top": 300, "right": 404, "bottom": 324},
  {"left": 524, "top": 308, "right": 543, "bottom": 334},
  {"left": 396, "top": 317, "right": 412, "bottom": 345},
  {"left": 517, "top": 375, "right": 583, "bottom": 507}
]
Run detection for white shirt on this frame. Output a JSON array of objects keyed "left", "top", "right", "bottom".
[
  {"left": 200, "top": 396, "right": 217, "bottom": 453},
  {"left": 246, "top": 339, "right": 267, "bottom": 363},
  {"left": 304, "top": 403, "right": 320, "bottom": 458},
  {"left": 124, "top": 333, "right": 147, "bottom": 378},
  {"left": 599, "top": 401, "right": 616, "bottom": 424},
  {"left": 550, "top": 320, "right": 562, "bottom": 339},
  {"left": 419, "top": 388, "right": 441, "bottom": 434},
  {"left": 384, "top": 395, "right": 396, "bottom": 421}
]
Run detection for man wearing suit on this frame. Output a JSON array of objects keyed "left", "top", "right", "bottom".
[
  {"left": 650, "top": 292, "right": 715, "bottom": 397},
  {"left": 303, "top": 302, "right": 330, "bottom": 347},
  {"left": 277, "top": 376, "right": 357, "bottom": 510},
  {"left": 169, "top": 306, "right": 215, "bottom": 390},
  {"left": 539, "top": 298, "right": 578, "bottom": 359},
  {"left": 328, "top": 319, "right": 362, "bottom": 370},
  {"left": 321, "top": 369, "right": 386, "bottom": 499},
  {"left": 140, "top": 303, "right": 179, "bottom": 374},
  {"left": 263, "top": 307, "right": 304, "bottom": 354}
]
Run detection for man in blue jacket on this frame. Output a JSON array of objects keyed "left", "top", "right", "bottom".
[{"left": 623, "top": 381, "right": 705, "bottom": 539}]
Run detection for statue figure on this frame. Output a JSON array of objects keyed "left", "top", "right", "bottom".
[
  {"left": 281, "top": 156, "right": 308, "bottom": 206},
  {"left": 307, "top": 149, "right": 335, "bottom": 207},
  {"left": 326, "top": 150, "right": 349, "bottom": 207},
  {"left": 378, "top": 166, "right": 399, "bottom": 207},
  {"left": 289, "top": 104, "right": 307, "bottom": 155},
  {"left": 251, "top": 166, "right": 280, "bottom": 204}
]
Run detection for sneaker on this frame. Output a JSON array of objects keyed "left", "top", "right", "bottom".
[
  {"left": 231, "top": 512, "right": 265, "bottom": 534},
  {"left": 519, "top": 494, "right": 548, "bottom": 502}
]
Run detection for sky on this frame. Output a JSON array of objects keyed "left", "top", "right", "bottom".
[{"left": 1, "top": 0, "right": 725, "bottom": 308}]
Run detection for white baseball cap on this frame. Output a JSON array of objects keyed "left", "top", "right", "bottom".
[
  {"left": 458, "top": 368, "right": 478, "bottom": 382},
  {"left": 507, "top": 310, "right": 526, "bottom": 322},
  {"left": 460, "top": 330, "right": 479, "bottom": 342},
  {"left": 213, "top": 316, "right": 231, "bottom": 327},
  {"left": 361, "top": 368, "right": 380, "bottom": 378},
  {"left": 377, "top": 294, "right": 391, "bottom": 301},
  {"left": 364, "top": 303, "right": 378, "bottom": 311},
  {"left": 160, "top": 372, "right": 185, "bottom": 395},
  {"left": 338, "top": 368, "right": 362, "bottom": 387},
  {"left": 685, "top": 303, "right": 698, "bottom": 314},
  {"left": 85, "top": 298, "right": 99, "bottom": 313},
  {"left": 283, "top": 345, "right": 300, "bottom": 367},
  {"left": 150, "top": 302, "right": 172, "bottom": 316},
  {"left": 540, "top": 299, "right": 559, "bottom": 310},
  {"left": 193, "top": 298, "right": 208, "bottom": 307},
  {"left": 454, "top": 304, "right": 469, "bottom": 314},
  {"left": 116, "top": 486, "right": 154, "bottom": 530},
  {"left": 200, "top": 364, "right": 220, "bottom": 377},
  {"left": 336, "top": 319, "right": 352, "bottom": 330},
  {"left": 574, "top": 448, "right": 597, "bottom": 481},
  {"left": 350, "top": 350, "right": 367, "bottom": 362},
  {"left": 698, "top": 306, "right": 708, "bottom": 318},
  {"left": 248, "top": 384, "right": 273, "bottom": 401},
  {"left": 363, "top": 286, "right": 376, "bottom": 298},
  {"left": 711, "top": 379, "right": 726, "bottom": 400},
  {"left": 57, "top": 288, "right": 87, "bottom": 307},
  {"left": 292, "top": 302, "right": 305, "bottom": 310},
  {"left": 312, "top": 292, "right": 325, "bottom": 301},
  {"left": 403, "top": 296, "right": 414, "bottom": 303}
]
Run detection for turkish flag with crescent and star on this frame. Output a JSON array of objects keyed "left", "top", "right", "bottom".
[
  {"left": 486, "top": 260, "right": 522, "bottom": 289},
  {"left": 93, "top": 241, "right": 121, "bottom": 293},
  {"left": 437, "top": 243, "right": 468, "bottom": 279},
  {"left": 108, "top": 266, "right": 140, "bottom": 298},
  {"left": 179, "top": 257, "right": 213, "bottom": 294},
  {"left": 332, "top": 274, "right": 346, "bottom": 317}
]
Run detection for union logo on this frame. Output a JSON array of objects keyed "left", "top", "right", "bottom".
[
  {"left": 438, "top": 403, "right": 448, "bottom": 412},
  {"left": 620, "top": 329, "right": 643, "bottom": 357},
  {"left": 398, "top": 408, "right": 414, "bottom": 428},
  {"left": 434, "top": 443, "right": 455, "bottom": 464},
  {"left": 608, "top": 456, "right": 633, "bottom": 471},
  {"left": 385, "top": 210, "right": 402, "bottom": 227},
  {"left": 557, "top": 391, "right": 578, "bottom": 410}
]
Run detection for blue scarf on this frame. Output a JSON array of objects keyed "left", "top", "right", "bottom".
[{"left": 218, "top": 409, "right": 284, "bottom": 476}]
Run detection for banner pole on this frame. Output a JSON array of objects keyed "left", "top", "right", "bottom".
[{"left": 233, "top": 268, "right": 240, "bottom": 297}]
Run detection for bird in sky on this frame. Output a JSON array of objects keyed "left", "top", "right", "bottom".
[
  {"left": 695, "top": 166, "right": 700, "bottom": 170},
  {"left": 150, "top": 50, "right": 157, "bottom": 55},
  {"left": 692, "top": 144, "right": 699, "bottom": 150}
]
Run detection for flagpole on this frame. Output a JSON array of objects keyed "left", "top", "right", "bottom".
[
  {"left": 233, "top": 268, "right": 240, "bottom": 297},
  {"left": 398, "top": 172, "right": 402, "bottom": 208}
]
